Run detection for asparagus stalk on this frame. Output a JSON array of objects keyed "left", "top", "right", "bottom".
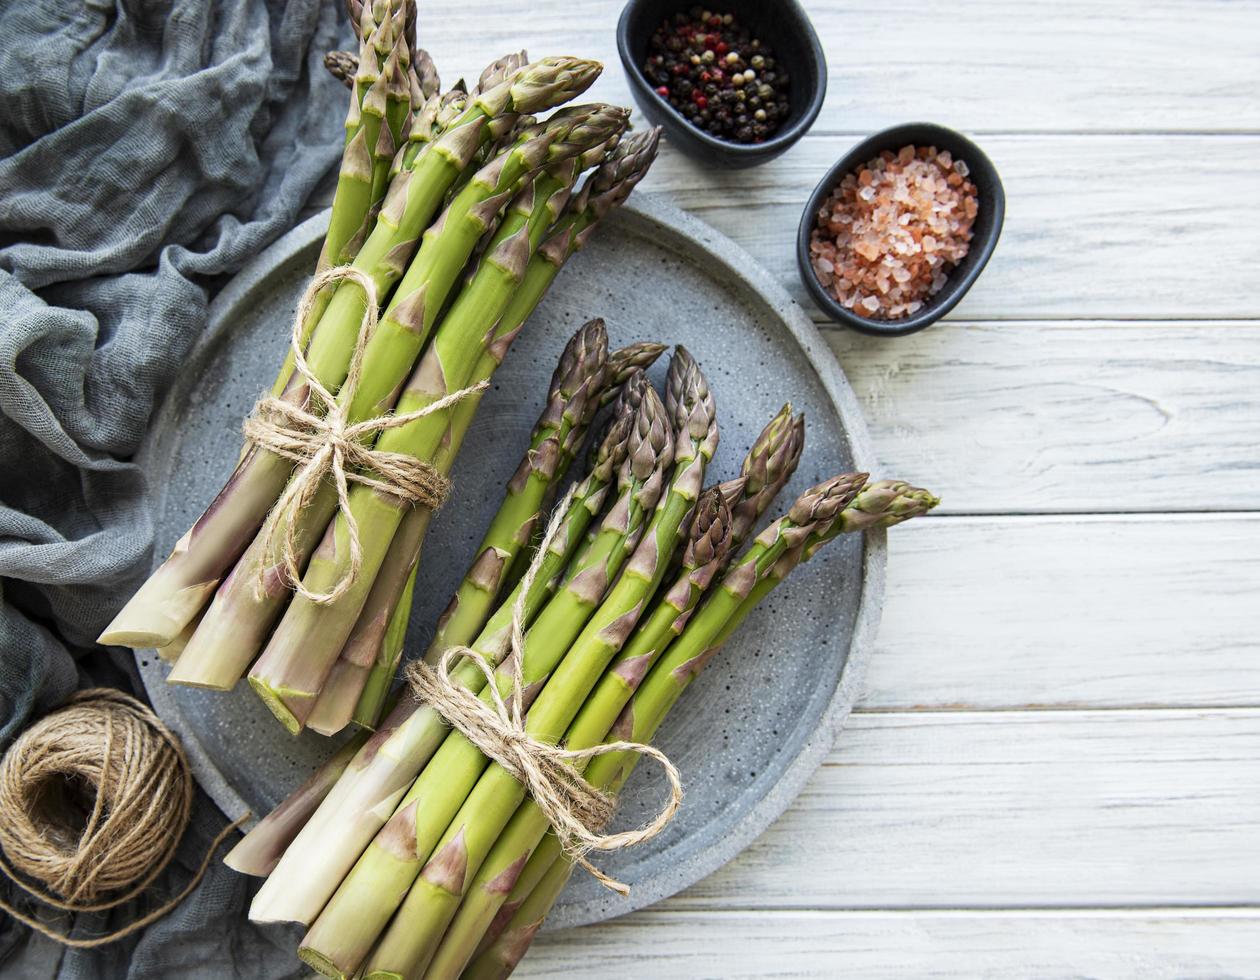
[
  {"left": 99, "top": 57, "right": 602, "bottom": 650},
  {"left": 356, "top": 350, "right": 717, "bottom": 979},
  {"left": 409, "top": 489, "right": 734, "bottom": 980},
  {"left": 293, "top": 389, "right": 673, "bottom": 978},
  {"left": 169, "top": 117, "right": 614, "bottom": 697},
  {"left": 726, "top": 404, "right": 806, "bottom": 548},
  {"left": 273, "top": 1, "right": 415, "bottom": 405},
  {"left": 246, "top": 109, "right": 629, "bottom": 730},
  {"left": 308, "top": 319, "right": 610, "bottom": 737},
  {"left": 350, "top": 550, "right": 417, "bottom": 728},
  {"left": 223, "top": 731, "right": 370, "bottom": 877},
  {"left": 426, "top": 319, "right": 609, "bottom": 663},
  {"left": 497, "top": 339, "right": 667, "bottom": 595},
  {"left": 319, "top": 4, "right": 411, "bottom": 276},
  {"left": 466, "top": 480, "right": 940, "bottom": 980},
  {"left": 243, "top": 377, "right": 655, "bottom": 932}
]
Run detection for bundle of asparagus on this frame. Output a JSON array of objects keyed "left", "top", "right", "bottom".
[
  {"left": 224, "top": 339, "right": 938, "bottom": 979},
  {"left": 97, "top": 6, "right": 664, "bottom": 735}
]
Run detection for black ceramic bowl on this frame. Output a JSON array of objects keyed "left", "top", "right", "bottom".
[
  {"left": 797, "top": 122, "right": 1005, "bottom": 336},
  {"left": 617, "top": 0, "right": 826, "bottom": 168}
]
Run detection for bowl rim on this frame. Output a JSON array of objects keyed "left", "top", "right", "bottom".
[
  {"left": 616, "top": 0, "right": 828, "bottom": 159},
  {"left": 796, "top": 121, "right": 1006, "bottom": 336}
]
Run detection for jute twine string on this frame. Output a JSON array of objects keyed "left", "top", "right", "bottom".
[
  {"left": 406, "top": 487, "right": 683, "bottom": 895},
  {"left": 0, "top": 689, "right": 246, "bottom": 947},
  {"left": 243, "top": 264, "right": 488, "bottom": 604}
]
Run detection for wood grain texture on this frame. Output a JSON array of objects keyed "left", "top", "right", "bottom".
[
  {"left": 825, "top": 321, "right": 1260, "bottom": 513},
  {"left": 862, "top": 515, "right": 1260, "bottom": 710},
  {"left": 660, "top": 709, "right": 1260, "bottom": 909},
  {"left": 644, "top": 136, "right": 1260, "bottom": 320},
  {"left": 522, "top": 909, "right": 1260, "bottom": 979},
  {"left": 413, "top": 0, "right": 1260, "bottom": 134}
]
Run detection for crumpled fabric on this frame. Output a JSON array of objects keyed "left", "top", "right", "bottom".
[{"left": 0, "top": 0, "right": 347, "bottom": 975}]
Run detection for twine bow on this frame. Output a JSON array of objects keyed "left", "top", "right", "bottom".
[
  {"left": 243, "top": 265, "right": 488, "bottom": 604},
  {"left": 407, "top": 487, "right": 683, "bottom": 895}
]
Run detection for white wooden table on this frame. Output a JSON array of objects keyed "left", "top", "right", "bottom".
[{"left": 414, "top": 2, "right": 1260, "bottom": 975}]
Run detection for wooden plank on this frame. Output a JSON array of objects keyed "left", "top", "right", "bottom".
[
  {"left": 655, "top": 709, "right": 1260, "bottom": 909},
  {"left": 523, "top": 909, "right": 1260, "bottom": 979},
  {"left": 865, "top": 515, "right": 1260, "bottom": 710},
  {"left": 414, "top": 0, "right": 1260, "bottom": 134},
  {"left": 645, "top": 135, "right": 1260, "bottom": 320},
  {"left": 826, "top": 321, "right": 1260, "bottom": 513}
]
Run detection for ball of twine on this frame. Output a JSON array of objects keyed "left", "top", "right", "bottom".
[{"left": 0, "top": 689, "right": 243, "bottom": 947}]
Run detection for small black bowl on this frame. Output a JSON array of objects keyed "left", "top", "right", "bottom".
[
  {"left": 617, "top": 0, "right": 826, "bottom": 168},
  {"left": 797, "top": 122, "right": 1005, "bottom": 336}
]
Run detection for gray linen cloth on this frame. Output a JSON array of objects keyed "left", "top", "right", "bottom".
[{"left": 0, "top": 0, "right": 348, "bottom": 975}]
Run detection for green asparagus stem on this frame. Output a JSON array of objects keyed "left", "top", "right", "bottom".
[
  {"left": 357, "top": 350, "right": 717, "bottom": 979},
  {"left": 497, "top": 339, "right": 667, "bottom": 594},
  {"left": 99, "top": 57, "right": 602, "bottom": 651},
  {"left": 418, "top": 489, "right": 733, "bottom": 980},
  {"left": 466, "top": 479, "right": 940, "bottom": 979},
  {"left": 246, "top": 109, "right": 629, "bottom": 731},
  {"left": 426, "top": 320, "right": 609, "bottom": 662},
  {"left": 726, "top": 404, "right": 806, "bottom": 549},
  {"left": 223, "top": 729, "right": 370, "bottom": 877},
  {"left": 293, "top": 390, "right": 673, "bottom": 978}
]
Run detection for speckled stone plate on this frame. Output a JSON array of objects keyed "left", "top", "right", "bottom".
[{"left": 137, "top": 194, "right": 883, "bottom": 929}]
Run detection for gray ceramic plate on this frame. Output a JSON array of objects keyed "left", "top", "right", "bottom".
[{"left": 138, "top": 193, "right": 883, "bottom": 929}]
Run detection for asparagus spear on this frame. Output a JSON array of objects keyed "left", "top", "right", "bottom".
[
  {"left": 246, "top": 107, "right": 629, "bottom": 729},
  {"left": 223, "top": 731, "right": 370, "bottom": 877},
  {"left": 308, "top": 319, "right": 610, "bottom": 737},
  {"left": 293, "top": 389, "right": 673, "bottom": 978},
  {"left": 320, "top": 4, "right": 412, "bottom": 276},
  {"left": 465, "top": 479, "right": 939, "bottom": 980},
  {"left": 245, "top": 384, "right": 660, "bottom": 931},
  {"left": 356, "top": 350, "right": 717, "bottom": 978},
  {"left": 497, "top": 339, "right": 667, "bottom": 594},
  {"left": 727, "top": 404, "right": 805, "bottom": 548},
  {"left": 426, "top": 319, "right": 609, "bottom": 664},
  {"left": 99, "top": 57, "right": 602, "bottom": 650}
]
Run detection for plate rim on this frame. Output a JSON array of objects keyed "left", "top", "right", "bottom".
[{"left": 138, "top": 192, "right": 885, "bottom": 929}]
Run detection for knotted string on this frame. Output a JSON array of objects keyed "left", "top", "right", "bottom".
[
  {"left": 243, "top": 265, "right": 488, "bottom": 604},
  {"left": 0, "top": 690, "right": 247, "bottom": 947},
  {"left": 406, "top": 487, "right": 683, "bottom": 894}
]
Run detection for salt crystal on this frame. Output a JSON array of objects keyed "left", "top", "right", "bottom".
[{"left": 807, "top": 144, "right": 979, "bottom": 321}]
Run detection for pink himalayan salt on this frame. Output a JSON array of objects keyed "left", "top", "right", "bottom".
[{"left": 808, "top": 144, "right": 979, "bottom": 320}]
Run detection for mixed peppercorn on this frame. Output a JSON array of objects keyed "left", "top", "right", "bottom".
[{"left": 643, "top": 8, "right": 791, "bottom": 144}]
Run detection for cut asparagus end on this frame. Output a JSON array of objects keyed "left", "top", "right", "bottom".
[
  {"left": 246, "top": 677, "right": 307, "bottom": 736},
  {"left": 97, "top": 576, "right": 220, "bottom": 648}
]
